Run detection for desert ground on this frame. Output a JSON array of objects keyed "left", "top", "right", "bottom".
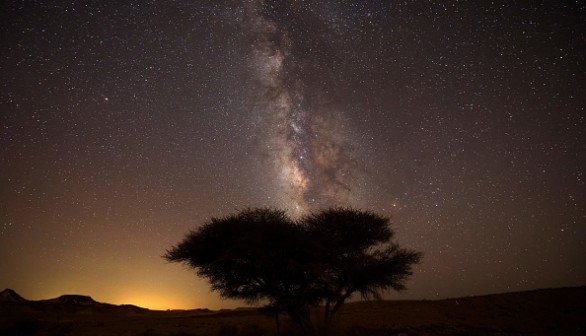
[{"left": 1, "top": 286, "right": 585, "bottom": 336}]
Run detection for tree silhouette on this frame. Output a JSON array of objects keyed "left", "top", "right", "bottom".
[{"left": 164, "top": 207, "right": 422, "bottom": 335}]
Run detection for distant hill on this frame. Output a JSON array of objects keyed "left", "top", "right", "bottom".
[
  {"left": 0, "top": 289, "right": 148, "bottom": 315},
  {"left": 43, "top": 294, "right": 102, "bottom": 306},
  {"left": 0, "top": 289, "right": 26, "bottom": 303}
]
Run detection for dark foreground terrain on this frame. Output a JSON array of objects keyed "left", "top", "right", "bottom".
[{"left": 1, "top": 286, "right": 585, "bottom": 336}]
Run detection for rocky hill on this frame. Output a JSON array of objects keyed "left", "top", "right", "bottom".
[
  {"left": 43, "top": 294, "right": 103, "bottom": 306},
  {"left": 0, "top": 289, "right": 26, "bottom": 303},
  {"left": 0, "top": 289, "right": 148, "bottom": 315}
]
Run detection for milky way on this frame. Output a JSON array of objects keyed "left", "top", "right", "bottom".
[{"left": 247, "top": 1, "right": 356, "bottom": 214}]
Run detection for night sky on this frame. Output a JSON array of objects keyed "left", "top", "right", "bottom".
[{"left": 1, "top": 1, "right": 585, "bottom": 310}]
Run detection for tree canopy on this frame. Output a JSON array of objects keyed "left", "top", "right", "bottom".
[{"left": 164, "top": 207, "right": 422, "bottom": 335}]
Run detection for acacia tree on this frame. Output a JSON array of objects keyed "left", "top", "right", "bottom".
[{"left": 164, "top": 207, "right": 422, "bottom": 335}]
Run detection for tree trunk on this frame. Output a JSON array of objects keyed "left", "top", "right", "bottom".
[
  {"left": 322, "top": 300, "right": 332, "bottom": 336},
  {"left": 274, "top": 311, "right": 280, "bottom": 336}
]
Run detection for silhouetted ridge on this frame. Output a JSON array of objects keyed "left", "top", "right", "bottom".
[
  {"left": 47, "top": 294, "right": 101, "bottom": 305},
  {"left": 0, "top": 289, "right": 26, "bottom": 302}
]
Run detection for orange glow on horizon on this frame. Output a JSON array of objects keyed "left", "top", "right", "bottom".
[{"left": 111, "top": 291, "right": 200, "bottom": 310}]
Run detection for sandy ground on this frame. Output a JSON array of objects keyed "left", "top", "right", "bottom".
[{"left": 1, "top": 286, "right": 585, "bottom": 336}]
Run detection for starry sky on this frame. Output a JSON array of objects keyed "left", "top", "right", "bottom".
[{"left": 1, "top": 1, "right": 585, "bottom": 310}]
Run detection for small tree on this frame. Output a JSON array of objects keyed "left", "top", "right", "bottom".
[{"left": 164, "top": 207, "right": 422, "bottom": 335}]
